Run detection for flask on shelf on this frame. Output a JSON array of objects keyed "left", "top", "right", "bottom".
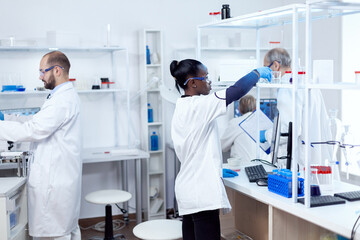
[
  {"left": 151, "top": 131, "right": 159, "bottom": 151},
  {"left": 146, "top": 45, "right": 151, "bottom": 65},
  {"left": 147, "top": 103, "right": 153, "bottom": 123},
  {"left": 221, "top": 4, "right": 230, "bottom": 19}
]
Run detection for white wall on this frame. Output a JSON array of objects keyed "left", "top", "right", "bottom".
[{"left": 0, "top": 0, "right": 341, "bottom": 218}]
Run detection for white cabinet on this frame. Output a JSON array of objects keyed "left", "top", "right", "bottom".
[
  {"left": 139, "top": 29, "right": 167, "bottom": 220},
  {"left": 0, "top": 178, "right": 28, "bottom": 240}
]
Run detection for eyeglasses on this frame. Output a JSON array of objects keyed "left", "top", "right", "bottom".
[
  {"left": 39, "top": 65, "right": 64, "bottom": 77},
  {"left": 267, "top": 60, "right": 282, "bottom": 68},
  {"left": 184, "top": 76, "right": 210, "bottom": 85}
]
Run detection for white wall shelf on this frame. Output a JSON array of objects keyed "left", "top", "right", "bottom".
[
  {"left": 139, "top": 29, "right": 167, "bottom": 220},
  {"left": 0, "top": 46, "right": 126, "bottom": 52}
]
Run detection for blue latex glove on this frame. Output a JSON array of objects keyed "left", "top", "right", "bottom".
[
  {"left": 223, "top": 168, "right": 239, "bottom": 178},
  {"left": 256, "top": 67, "right": 272, "bottom": 82},
  {"left": 0, "top": 111, "right": 3, "bottom": 121},
  {"left": 260, "top": 130, "right": 266, "bottom": 143}
]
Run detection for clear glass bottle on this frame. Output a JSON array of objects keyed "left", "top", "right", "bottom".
[
  {"left": 341, "top": 125, "right": 354, "bottom": 179},
  {"left": 328, "top": 109, "right": 343, "bottom": 181}
]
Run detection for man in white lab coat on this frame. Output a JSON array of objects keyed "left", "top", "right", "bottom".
[
  {"left": 262, "top": 48, "right": 332, "bottom": 169},
  {"left": 0, "top": 51, "right": 82, "bottom": 239},
  {"left": 221, "top": 95, "right": 270, "bottom": 164}
]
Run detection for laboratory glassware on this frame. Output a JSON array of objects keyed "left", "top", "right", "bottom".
[
  {"left": 341, "top": 125, "right": 354, "bottom": 179},
  {"left": 271, "top": 71, "right": 281, "bottom": 84},
  {"left": 147, "top": 103, "right": 153, "bottom": 123},
  {"left": 221, "top": 4, "right": 230, "bottom": 19}
]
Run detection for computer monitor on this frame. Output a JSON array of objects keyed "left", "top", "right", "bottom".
[
  {"left": 271, "top": 112, "right": 281, "bottom": 166},
  {"left": 286, "top": 122, "right": 293, "bottom": 170}
]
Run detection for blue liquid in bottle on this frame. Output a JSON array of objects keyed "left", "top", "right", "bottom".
[
  {"left": 147, "top": 103, "right": 153, "bottom": 123},
  {"left": 146, "top": 45, "right": 151, "bottom": 65},
  {"left": 151, "top": 132, "right": 159, "bottom": 151}
]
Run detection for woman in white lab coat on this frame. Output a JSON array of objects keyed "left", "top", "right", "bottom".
[
  {"left": 170, "top": 59, "right": 271, "bottom": 240},
  {"left": 0, "top": 51, "right": 82, "bottom": 239},
  {"left": 221, "top": 95, "right": 270, "bottom": 164}
]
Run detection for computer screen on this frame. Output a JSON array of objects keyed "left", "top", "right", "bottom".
[
  {"left": 0, "top": 107, "right": 40, "bottom": 116},
  {"left": 260, "top": 98, "right": 278, "bottom": 120},
  {"left": 286, "top": 122, "right": 293, "bottom": 170},
  {"left": 271, "top": 112, "right": 281, "bottom": 166}
]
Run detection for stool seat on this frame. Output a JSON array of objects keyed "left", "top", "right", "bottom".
[
  {"left": 133, "top": 219, "right": 182, "bottom": 240},
  {"left": 85, "top": 189, "right": 132, "bottom": 205}
]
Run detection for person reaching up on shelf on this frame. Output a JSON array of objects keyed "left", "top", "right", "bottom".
[
  {"left": 260, "top": 48, "right": 332, "bottom": 170},
  {"left": 0, "top": 51, "right": 82, "bottom": 240},
  {"left": 170, "top": 59, "right": 271, "bottom": 240},
  {"left": 221, "top": 94, "right": 271, "bottom": 164}
]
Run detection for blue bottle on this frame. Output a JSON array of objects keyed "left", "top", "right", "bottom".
[
  {"left": 151, "top": 132, "right": 159, "bottom": 151},
  {"left": 147, "top": 103, "right": 153, "bottom": 123},
  {"left": 146, "top": 45, "right": 151, "bottom": 65}
]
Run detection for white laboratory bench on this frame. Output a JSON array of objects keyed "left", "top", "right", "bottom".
[
  {"left": 221, "top": 163, "right": 360, "bottom": 240},
  {"left": 0, "top": 177, "right": 28, "bottom": 240}
]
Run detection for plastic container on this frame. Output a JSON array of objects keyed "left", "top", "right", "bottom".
[
  {"left": 150, "top": 132, "right": 159, "bottom": 151},
  {"left": 282, "top": 71, "right": 292, "bottom": 84},
  {"left": 146, "top": 45, "right": 151, "bottom": 65},
  {"left": 355, "top": 71, "right": 360, "bottom": 84},
  {"left": 297, "top": 71, "right": 306, "bottom": 85},
  {"left": 221, "top": 4, "right": 230, "bottom": 19},
  {"left": 268, "top": 170, "right": 304, "bottom": 198},
  {"left": 147, "top": 103, "right": 153, "bottom": 123},
  {"left": 69, "top": 78, "right": 76, "bottom": 89},
  {"left": 209, "top": 12, "right": 221, "bottom": 22}
]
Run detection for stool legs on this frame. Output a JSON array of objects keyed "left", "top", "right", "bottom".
[{"left": 104, "top": 204, "right": 114, "bottom": 240}]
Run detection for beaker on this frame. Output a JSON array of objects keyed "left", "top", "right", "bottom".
[{"left": 271, "top": 71, "right": 281, "bottom": 84}]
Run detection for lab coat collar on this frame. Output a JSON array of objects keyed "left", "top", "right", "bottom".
[{"left": 47, "top": 81, "right": 72, "bottom": 99}]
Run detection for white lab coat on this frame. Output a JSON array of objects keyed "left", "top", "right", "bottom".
[
  {"left": 0, "top": 83, "right": 82, "bottom": 237},
  {"left": 266, "top": 79, "right": 332, "bottom": 169},
  {"left": 221, "top": 112, "right": 270, "bottom": 164},
  {"left": 171, "top": 90, "right": 231, "bottom": 216}
]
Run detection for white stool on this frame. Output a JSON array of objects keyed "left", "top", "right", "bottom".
[
  {"left": 133, "top": 219, "right": 182, "bottom": 240},
  {"left": 85, "top": 189, "right": 132, "bottom": 240}
]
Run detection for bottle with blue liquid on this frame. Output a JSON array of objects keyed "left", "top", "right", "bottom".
[
  {"left": 151, "top": 132, "right": 159, "bottom": 151},
  {"left": 147, "top": 103, "right": 153, "bottom": 123},
  {"left": 146, "top": 45, "right": 151, "bottom": 65}
]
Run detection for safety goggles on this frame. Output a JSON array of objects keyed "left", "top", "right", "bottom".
[
  {"left": 267, "top": 60, "right": 282, "bottom": 68},
  {"left": 39, "top": 65, "right": 64, "bottom": 77},
  {"left": 184, "top": 76, "right": 210, "bottom": 85}
]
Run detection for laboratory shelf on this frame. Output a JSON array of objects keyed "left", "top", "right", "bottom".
[
  {"left": 306, "top": 83, "right": 360, "bottom": 90},
  {"left": 198, "top": 3, "right": 360, "bottom": 30},
  {"left": 146, "top": 64, "right": 161, "bottom": 67},
  {"left": 0, "top": 89, "right": 128, "bottom": 95},
  {"left": 149, "top": 150, "right": 164, "bottom": 154},
  {"left": 0, "top": 46, "right": 126, "bottom": 52},
  {"left": 147, "top": 89, "right": 160, "bottom": 93},
  {"left": 149, "top": 171, "right": 164, "bottom": 175},
  {"left": 201, "top": 47, "right": 270, "bottom": 52},
  {"left": 148, "top": 122, "right": 163, "bottom": 126},
  {"left": 256, "top": 83, "right": 294, "bottom": 89}
]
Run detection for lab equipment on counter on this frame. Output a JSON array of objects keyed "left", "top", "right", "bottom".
[
  {"left": 355, "top": 71, "right": 360, "bottom": 84},
  {"left": 0, "top": 151, "right": 30, "bottom": 177},
  {"left": 328, "top": 109, "right": 343, "bottom": 180},
  {"left": 268, "top": 169, "right": 304, "bottom": 198},
  {"left": 271, "top": 71, "right": 281, "bottom": 84},
  {"left": 147, "top": 103, "right": 153, "bottom": 122},
  {"left": 146, "top": 45, "right": 151, "bottom": 65},
  {"left": 150, "top": 132, "right": 159, "bottom": 151},
  {"left": 209, "top": 12, "right": 221, "bottom": 22},
  {"left": 341, "top": 125, "right": 354, "bottom": 180},
  {"left": 221, "top": 4, "right": 230, "bottom": 19}
]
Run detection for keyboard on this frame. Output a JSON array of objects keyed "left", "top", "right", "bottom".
[
  {"left": 334, "top": 190, "right": 360, "bottom": 202},
  {"left": 245, "top": 165, "right": 268, "bottom": 182},
  {"left": 298, "top": 195, "right": 346, "bottom": 207}
]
